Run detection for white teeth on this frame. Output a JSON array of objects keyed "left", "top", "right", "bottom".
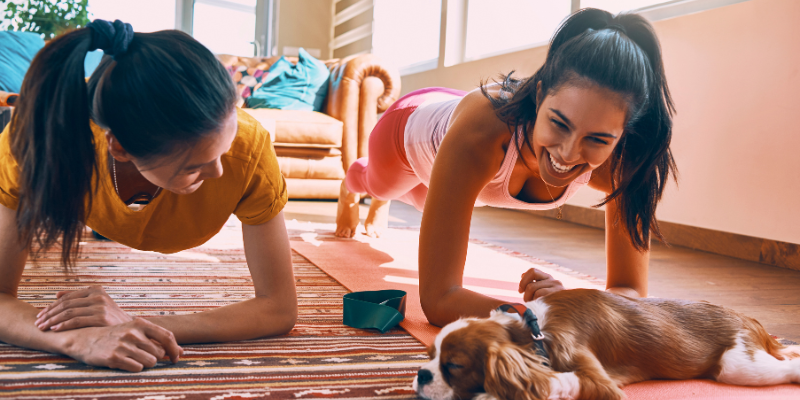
[{"left": 549, "top": 153, "right": 575, "bottom": 174}]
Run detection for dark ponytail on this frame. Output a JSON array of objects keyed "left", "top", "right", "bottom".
[
  {"left": 598, "top": 12, "right": 677, "bottom": 251},
  {"left": 10, "top": 22, "right": 237, "bottom": 269},
  {"left": 482, "top": 8, "right": 677, "bottom": 251},
  {"left": 11, "top": 28, "right": 96, "bottom": 270}
]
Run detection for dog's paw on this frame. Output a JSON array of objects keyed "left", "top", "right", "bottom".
[{"left": 473, "top": 394, "right": 498, "bottom": 400}]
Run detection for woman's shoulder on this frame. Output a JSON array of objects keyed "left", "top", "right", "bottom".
[
  {"left": 226, "top": 108, "right": 271, "bottom": 163},
  {"left": 448, "top": 85, "right": 514, "bottom": 148}
]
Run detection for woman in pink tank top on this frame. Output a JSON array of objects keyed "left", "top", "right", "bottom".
[{"left": 336, "top": 9, "right": 677, "bottom": 327}]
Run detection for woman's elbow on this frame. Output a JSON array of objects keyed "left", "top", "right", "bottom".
[
  {"left": 256, "top": 302, "right": 297, "bottom": 337},
  {"left": 420, "top": 290, "right": 452, "bottom": 328},
  {"left": 275, "top": 304, "right": 298, "bottom": 335},
  {"left": 272, "top": 313, "right": 297, "bottom": 336}
]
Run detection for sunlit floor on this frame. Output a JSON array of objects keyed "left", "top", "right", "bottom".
[{"left": 283, "top": 199, "right": 800, "bottom": 342}]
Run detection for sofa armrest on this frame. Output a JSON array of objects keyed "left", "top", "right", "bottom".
[
  {"left": 0, "top": 92, "right": 17, "bottom": 132},
  {"left": 325, "top": 54, "right": 401, "bottom": 172},
  {"left": 0, "top": 91, "right": 19, "bottom": 107}
]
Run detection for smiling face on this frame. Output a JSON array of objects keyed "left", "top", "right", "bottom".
[
  {"left": 529, "top": 82, "right": 628, "bottom": 187},
  {"left": 126, "top": 110, "right": 238, "bottom": 195}
]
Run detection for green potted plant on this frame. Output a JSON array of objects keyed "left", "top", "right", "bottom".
[{"left": 2, "top": 0, "right": 90, "bottom": 40}]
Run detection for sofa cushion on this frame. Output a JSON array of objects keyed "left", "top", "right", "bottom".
[
  {"left": 275, "top": 147, "right": 344, "bottom": 180},
  {"left": 275, "top": 147, "right": 341, "bottom": 159},
  {"left": 284, "top": 178, "right": 342, "bottom": 199},
  {"left": 242, "top": 108, "right": 343, "bottom": 148},
  {"left": 277, "top": 155, "right": 345, "bottom": 180}
]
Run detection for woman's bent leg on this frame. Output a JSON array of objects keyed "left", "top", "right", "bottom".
[
  {"left": 335, "top": 179, "right": 362, "bottom": 238},
  {"left": 336, "top": 102, "right": 422, "bottom": 237},
  {"left": 396, "top": 184, "right": 428, "bottom": 212},
  {"left": 362, "top": 183, "right": 427, "bottom": 237},
  {"left": 337, "top": 88, "right": 454, "bottom": 237},
  {"left": 344, "top": 114, "right": 420, "bottom": 200}
]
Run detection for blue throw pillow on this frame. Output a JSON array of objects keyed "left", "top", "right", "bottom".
[
  {"left": 246, "top": 48, "right": 330, "bottom": 112},
  {"left": 84, "top": 50, "right": 105, "bottom": 78},
  {"left": 0, "top": 31, "right": 45, "bottom": 93}
]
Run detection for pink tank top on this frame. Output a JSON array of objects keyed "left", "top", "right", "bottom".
[{"left": 403, "top": 95, "right": 592, "bottom": 210}]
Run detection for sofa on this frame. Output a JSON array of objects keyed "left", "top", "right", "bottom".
[
  {"left": 217, "top": 54, "right": 401, "bottom": 199},
  {"left": 0, "top": 92, "right": 17, "bottom": 131}
]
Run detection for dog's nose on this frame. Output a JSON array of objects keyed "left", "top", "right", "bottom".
[{"left": 417, "top": 369, "right": 433, "bottom": 386}]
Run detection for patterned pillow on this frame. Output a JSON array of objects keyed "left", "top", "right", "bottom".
[{"left": 227, "top": 65, "right": 269, "bottom": 100}]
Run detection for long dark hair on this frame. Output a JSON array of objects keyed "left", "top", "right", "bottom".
[
  {"left": 482, "top": 8, "right": 677, "bottom": 251},
  {"left": 9, "top": 25, "right": 237, "bottom": 269}
]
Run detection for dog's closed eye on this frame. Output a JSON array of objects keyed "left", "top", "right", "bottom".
[{"left": 444, "top": 362, "right": 464, "bottom": 371}]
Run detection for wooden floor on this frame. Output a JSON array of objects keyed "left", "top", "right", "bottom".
[{"left": 284, "top": 200, "right": 800, "bottom": 342}]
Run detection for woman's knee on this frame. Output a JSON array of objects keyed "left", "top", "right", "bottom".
[
  {"left": 397, "top": 184, "right": 427, "bottom": 212},
  {"left": 344, "top": 158, "right": 369, "bottom": 194}
]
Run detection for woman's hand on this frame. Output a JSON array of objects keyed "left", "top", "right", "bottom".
[
  {"left": 519, "top": 268, "right": 565, "bottom": 302},
  {"left": 65, "top": 317, "right": 184, "bottom": 372},
  {"left": 35, "top": 285, "right": 133, "bottom": 332}
]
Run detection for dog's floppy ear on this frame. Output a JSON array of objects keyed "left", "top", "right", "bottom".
[
  {"left": 489, "top": 311, "right": 535, "bottom": 347},
  {"left": 484, "top": 342, "right": 554, "bottom": 400}
]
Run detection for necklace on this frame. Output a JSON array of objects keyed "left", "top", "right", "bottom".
[
  {"left": 112, "top": 157, "right": 161, "bottom": 211},
  {"left": 544, "top": 183, "right": 563, "bottom": 220}
]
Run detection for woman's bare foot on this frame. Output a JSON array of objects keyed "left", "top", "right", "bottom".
[
  {"left": 335, "top": 181, "right": 360, "bottom": 238},
  {"left": 364, "top": 199, "right": 390, "bottom": 238}
]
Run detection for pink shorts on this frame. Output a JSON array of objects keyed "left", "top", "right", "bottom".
[{"left": 344, "top": 87, "right": 467, "bottom": 211}]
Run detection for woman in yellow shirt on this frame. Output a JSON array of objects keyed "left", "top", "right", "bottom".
[{"left": 0, "top": 20, "right": 295, "bottom": 372}]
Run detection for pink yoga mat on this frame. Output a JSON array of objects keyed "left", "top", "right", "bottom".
[
  {"left": 289, "top": 227, "right": 800, "bottom": 399},
  {"left": 292, "top": 239, "right": 440, "bottom": 345}
]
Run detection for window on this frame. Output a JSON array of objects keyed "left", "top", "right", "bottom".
[
  {"left": 192, "top": 0, "right": 258, "bottom": 56},
  {"left": 580, "top": 0, "right": 671, "bottom": 14},
  {"left": 464, "top": 0, "right": 571, "bottom": 61},
  {"left": 434, "top": 0, "right": 747, "bottom": 66},
  {"left": 89, "top": 0, "right": 177, "bottom": 33},
  {"left": 372, "top": 0, "right": 442, "bottom": 75}
]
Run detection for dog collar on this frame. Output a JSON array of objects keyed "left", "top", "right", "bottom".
[{"left": 496, "top": 303, "right": 550, "bottom": 365}]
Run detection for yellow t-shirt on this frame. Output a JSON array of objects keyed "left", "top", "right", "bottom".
[{"left": 0, "top": 108, "right": 287, "bottom": 253}]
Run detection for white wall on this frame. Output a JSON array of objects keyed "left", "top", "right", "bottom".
[
  {"left": 275, "top": 0, "right": 333, "bottom": 58},
  {"left": 400, "top": 0, "right": 800, "bottom": 244}
]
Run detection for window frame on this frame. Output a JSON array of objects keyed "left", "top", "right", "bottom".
[
  {"left": 176, "top": 0, "right": 276, "bottom": 57},
  {"left": 460, "top": 0, "right": 574, "bottom": 64},
  {"left": 334, "top": 0, "right": 444, "bottom": 74},
  {"left": 396, "top": 0, "right": 752, "bottom": 75}
]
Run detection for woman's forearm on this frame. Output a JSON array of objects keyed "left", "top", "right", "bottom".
[
  {"left": 0, "top": 293, "right": 78, "bottom": 354},
  {"left": 421, "top": 287, "right": 507, "bottom": 328},
  {"left": 605, "top": 198, "right": 650, "bottom": 298},
  {"left": 147, "top": 295, "right": 296, "bottom": 344}
]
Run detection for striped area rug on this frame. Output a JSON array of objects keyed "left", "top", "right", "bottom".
[{"left": 0, "top": 224, "right": 427, "bottom": 399}]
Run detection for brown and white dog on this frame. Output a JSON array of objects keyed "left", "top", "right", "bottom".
[{"left": 413, "top": 289, "right": 800, "bottom": 400}]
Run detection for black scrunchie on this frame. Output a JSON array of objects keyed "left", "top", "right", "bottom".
[{"left": 87, "top": 19, "right": 134, "bottom": 59}]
